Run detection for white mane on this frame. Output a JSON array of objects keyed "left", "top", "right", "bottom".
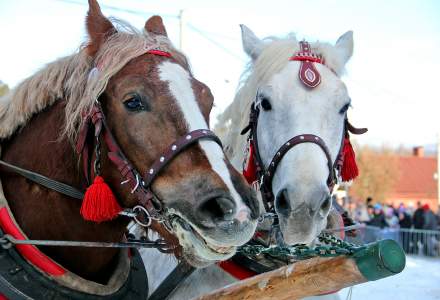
[{"left": 215, "top": 33, "right": 348, "bottom": 167}]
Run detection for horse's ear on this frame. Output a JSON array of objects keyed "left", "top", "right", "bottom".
[
  {"left": 86, "top": 0, "right": 116, "bottom": 57},
  {"left": 240, "top": 24, "right": 263, "bottom": 61},
  {"left": 144, "top": 16, "right": 168, "bottom": 37},
  {"left": 335, "top": 31, "right": 354, "bottom": 65}
]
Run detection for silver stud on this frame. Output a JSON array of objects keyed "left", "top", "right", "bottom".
[
  {"left": 171, "top": 145, "right": 177, "bottom": 151},
  {"left": 286, "top": 142, "right": 290, "bottom": 146},
  {"left": 160, "top": 156, "right": 165, "bottom": 162},
  {"left": 202, "top": 130, "right": 208, "bottom": 134},
  {"left": 186, "top": 135, "right": 192, "bottom": 140},
  {"left": 315, "top": 137, "right": 319, "bottom": 141},
  {"left": 149, "top": 169, "right": 154, "bottom": 174},
  {"left": 271, "top": 162, "right": 275, "bottom": 166},
  {"left": 277, "top": 152, "right": 281, "bottom": 156},
  {"left": 300, "top": 136, "right": 305, "bottom": 140}
]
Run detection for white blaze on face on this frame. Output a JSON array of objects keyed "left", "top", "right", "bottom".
[{"left": 158, "top": 61, "right": 249, "bottom": 217}]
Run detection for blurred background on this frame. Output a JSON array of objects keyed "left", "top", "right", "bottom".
[{"left": 1, "top": 1, "right": 439, "bottom": 299}]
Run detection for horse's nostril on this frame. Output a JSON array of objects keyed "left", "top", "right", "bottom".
[
  {"left": 199, "top": 197, "right": 236, "bottom": 222},
  {"left": 275, "top": 189, "right": 291, "bottom": 217}
]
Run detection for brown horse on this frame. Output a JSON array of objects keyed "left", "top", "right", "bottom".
[{"left": 0, "top": 0, "right": 258, "bottom": 292}]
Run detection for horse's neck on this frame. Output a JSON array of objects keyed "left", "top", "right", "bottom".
[{"left": 0, "top": 100, "right": 128, "bottom": 283}]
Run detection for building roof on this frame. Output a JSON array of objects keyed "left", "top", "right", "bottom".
[{"left": 391, "top": 155, "right": 438, "bottom": 199}]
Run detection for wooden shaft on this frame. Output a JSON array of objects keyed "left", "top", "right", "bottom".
[
  {"left": 196, "top": 239, "right": 405, "bottom": 300},
  {"left": 196, "top": 256, "right": 364, "bottom": 300}
]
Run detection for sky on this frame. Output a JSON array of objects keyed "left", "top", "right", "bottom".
[{"left": 0, "top": 0, "right": 439, "bottom": 148}]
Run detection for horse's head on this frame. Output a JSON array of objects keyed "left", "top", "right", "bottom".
[
  {"left": 80, "top": 1, "right": 259, "bottom": 267},
  {"left": 240, "top": 25, "right": 354, "bottom": 245}
]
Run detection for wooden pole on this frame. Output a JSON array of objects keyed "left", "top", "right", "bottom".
[{"left": 196, "top": 239, "right": 405, "bottom": 300}]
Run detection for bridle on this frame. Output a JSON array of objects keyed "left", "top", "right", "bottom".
[
  {"left": 75, "top": 101, "right": 222, "bottom": 228},
  {"left": 241, "top": 103, "right": 340, "bottom": 212},
  {"left": 241, "top": 41, "right": 366, "bottom": 212}
]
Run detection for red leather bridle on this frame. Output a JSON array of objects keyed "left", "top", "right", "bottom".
[{"left": 241, "top": 41, "right": 367, "bottom": 212}]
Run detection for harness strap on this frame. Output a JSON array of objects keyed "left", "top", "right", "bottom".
[
  {"left": 148, "top": 262, "right": 195, "bottom": 300},
  {"left": 0, "top": 159, "right": 84, "bottom": 200}
]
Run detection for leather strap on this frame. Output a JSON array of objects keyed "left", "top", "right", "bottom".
[
  {"left": 143, "top": 129, "right": 222, "bottom": 188},
  {"left": 262, "top": 133, "right": 335, "bottom": 196},
  {"left": 0, "top": 159, "right": 84, "bottom": 200},
  {"left": 148, "top": 262, "right": 195, "bottom": 300}
]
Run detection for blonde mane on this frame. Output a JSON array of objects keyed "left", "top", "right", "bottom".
[
  {"left": 215, "top": 34, "right": 348, "bottom": 166},
  {"left": 0, "top": 19, "right": 178, "bottom": 141}
]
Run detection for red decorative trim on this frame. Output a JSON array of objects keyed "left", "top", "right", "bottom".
[
  {"left": 218, "top": 260, "right": 256, "bottom": 280},
  {"left": 289, "top": 55, "right": 323, "bottom": 64},
  {"left": 242, "top": 143, "right": 258, "bottom": 184},
  {"left": 147, "top": 49, "right": 172, "bottom": 57},
  {"left": 0, "top": 293, "right": 8, "bottom": 300},
  {"left": 0, "top": 207, "right": 66, "bottom": 276}
]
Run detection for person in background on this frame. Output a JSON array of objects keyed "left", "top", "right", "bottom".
[
  {"left": 385, "top": 207, "right": 399, "bottom": 228},
  {"left": 422, "top": 204, "right": 437, "bottom": 256},
  {"left": 366, "top": 197, "right": 373, "bottom": 210},
  {"left": 367, "top": 203, "right": 388, "bottom": 228},
  {"left": 423, "top": 204, "right": 437, "bottom": 231},
  {"left": 398, "top": 207, "right": 412, "bottom": 253},
  {"left": 398, "top": 208, "right": 412, "bottom": 229},
  {"left": 413, "top": 201, "right": 425, "bottom": 229}
]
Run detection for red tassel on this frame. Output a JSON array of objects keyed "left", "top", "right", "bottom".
[
  {"left": 341, "top": 137, "right": 359, "bottom": 182},
  {"left": 243, "top": 143, "right": 258, "bottom": 184},
  {"left": 80, "top": 176, "right": 122, "bottom": 222}
]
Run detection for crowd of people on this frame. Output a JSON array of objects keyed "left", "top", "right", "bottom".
[
  {"left": 344, "top": 197, "right": 440, "bottom": 256},
  {"left": 351, "top": 197, "right": 439, "bottom": 231}
]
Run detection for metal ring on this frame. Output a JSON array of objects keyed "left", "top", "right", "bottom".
[{"left": 133, "top": 205, "right": 152, "bottom": 227}]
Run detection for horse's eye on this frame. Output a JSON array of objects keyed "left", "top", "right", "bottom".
[
  {"left": 123, "top": 94, "right": 145, "bottom": 111},
  {"left": 260, "top": 97, "right": 272, "bottom": 111},
  {"left": 339, "top": 102, "right": 351, "bottom": 114}
]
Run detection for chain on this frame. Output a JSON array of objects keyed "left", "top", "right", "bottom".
[{"left": 238, "top": 232, "right": 365, "bottom": 260}]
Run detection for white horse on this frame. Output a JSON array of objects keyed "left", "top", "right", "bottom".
[{"left": 143, "top": 25, "right": 355, "bottom": 300}]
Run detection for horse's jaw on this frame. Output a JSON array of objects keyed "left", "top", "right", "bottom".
[{"left": 169, "top": 213, "right": 257, "bottom": 267}]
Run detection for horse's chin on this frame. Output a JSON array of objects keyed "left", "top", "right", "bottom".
[
  {"left": 279, "top": 217, "right": 328, "bottom": 246},
  {"left": 170, "top": 216, "right": 236, "bottom": 267}
]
